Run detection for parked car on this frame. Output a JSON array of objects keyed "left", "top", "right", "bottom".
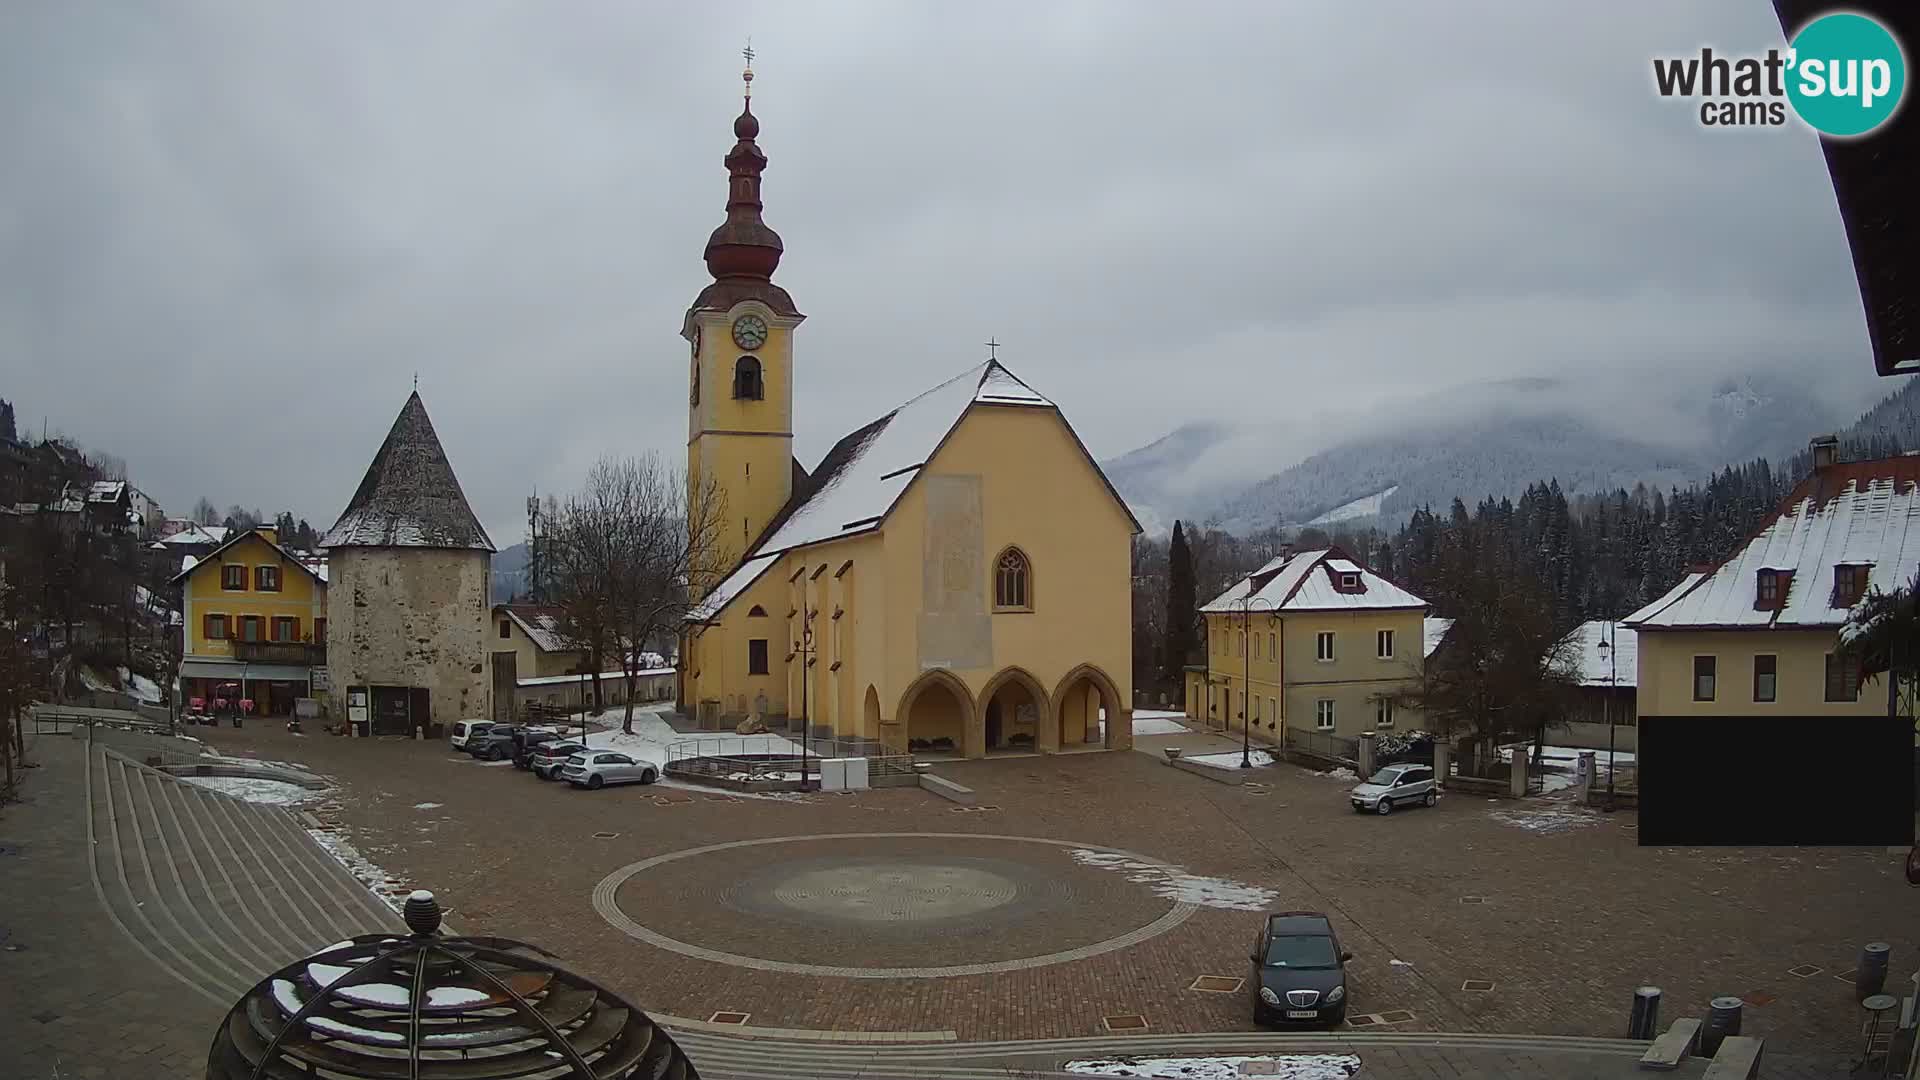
[
  {"left": 1349, "top": 762, "right": 1438, "bottom": 815},
  {"left": 559, "top": 751, "right": 659, "bottom": 790},
  {"left": 529, "top": 741, "right": 587, "bottom": 780},
  {"left": 1249, "top": 912, "right": 1351, "bottom": 1027},
  {"left": 449, "top": 720, "right": 493, "bottom": 751},
  {"left": 510, "top": 728, "right": 565, "bottom": 769},
  {"left": 467, "top": 724, "right": 524, "bottom": 761}
]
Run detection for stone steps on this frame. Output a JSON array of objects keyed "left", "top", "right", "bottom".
[{"left": 85, "top": 741, "right": 404, "bottom": 1009}]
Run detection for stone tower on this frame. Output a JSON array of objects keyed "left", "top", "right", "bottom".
[
  {"left": 321, "top": 391, "right": 495, "bottom": 733},
  {"left": 685, "top": 52, "right": 806, "bottom": 572}
]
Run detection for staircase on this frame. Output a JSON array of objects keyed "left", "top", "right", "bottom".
[{"left": 84, "top": 740, "right": 405, "bottom": 1006}]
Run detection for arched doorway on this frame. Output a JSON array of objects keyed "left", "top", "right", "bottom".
[
  {"left": 1052, "top": 664, "right": 1127, "bottom": 751},
  {"left": 863, "top": 685, "right": 882, "bottom": 741},
  {"left": 978, "top": 667, "right": 1050, "bottom": 754},
  {"left": 897, "top": 670, "right": 976, "bottom": 757}
]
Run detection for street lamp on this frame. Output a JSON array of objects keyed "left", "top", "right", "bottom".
[
  {"left": 1231, "top": 595, "right": 1275, "bottom": 768},
  {"left": 1597, "top": 621, "right": 1617, "bottom": 812},
  {"left": 792, "top": 600, "right": 816, "bottom": 787}
]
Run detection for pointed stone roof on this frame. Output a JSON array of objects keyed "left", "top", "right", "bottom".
[{"left": 321, "top": 392, "right": 495, "bottom": 551}]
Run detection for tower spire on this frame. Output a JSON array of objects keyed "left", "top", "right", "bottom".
[{"left": 702, "top": 43, "right": 782, "bottom": 284}]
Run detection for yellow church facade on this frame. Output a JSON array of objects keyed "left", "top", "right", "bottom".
[{"left": 677, "top": 71, "right": 1138, "bottom": 757}]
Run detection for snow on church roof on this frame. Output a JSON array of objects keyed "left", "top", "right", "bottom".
[
  {"left": 690, "top": 360, "right": 1105, "bottom": 623},
  {"left": 1626, "top": 456, "right": 1920, "bottom": 630}
]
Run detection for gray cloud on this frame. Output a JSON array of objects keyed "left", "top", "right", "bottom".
[{"left": 0, "top": 1, "right": 1886, "bottom": 542}]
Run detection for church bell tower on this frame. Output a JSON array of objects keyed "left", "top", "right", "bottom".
[{"left": 685, "top": 47, "right": 804, "bottom": 574}]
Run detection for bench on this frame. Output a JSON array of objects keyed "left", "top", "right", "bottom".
[
  {"left": 1701, "top": 1035, "right": 1763, "bottom": 1080},
  {"left": 1638, "top": 1018, "right": 1700, "bottom": 1070},
  {"left": 919, "top": 773, "right": 975, "bottom": 806}
]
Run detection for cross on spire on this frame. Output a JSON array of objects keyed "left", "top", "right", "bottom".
[
  {"left": 742, "top": 39, "right": 755, "bottom": 98},
  {"left": 985, "top": 337, "right": 1001, "bottom": 361}
]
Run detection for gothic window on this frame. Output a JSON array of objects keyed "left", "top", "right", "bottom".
[
  {"left": 733, "top": 356, "right": 764, "bottom": 400},
  {"left": 748, "top": 605, "right": 768, "bottom": 618},
  {"left": 994, "top": 547, "right": 1031, "bottom": 611}
]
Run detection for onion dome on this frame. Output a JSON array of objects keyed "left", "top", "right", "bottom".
[
  {"left": 702, "top": 96, "right": 784, "bottom": 283},
  {"left": 205, "top": 890, "right": 699, "bottom": 1079}
]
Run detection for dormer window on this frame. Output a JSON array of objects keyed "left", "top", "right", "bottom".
[
  {"left": 1754, "top": 568, "right": 1793, "bottom": 611},
  {"left": 1339, "top": 573, "right": 1359, "bottom": 589},
  {"left": 1833, "top": 564, "right": 1871, "bottom": 608}
]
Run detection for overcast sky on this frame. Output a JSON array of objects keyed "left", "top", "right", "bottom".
[{"left": 0, "top": 1, "right": 1887, "bottom": 545}]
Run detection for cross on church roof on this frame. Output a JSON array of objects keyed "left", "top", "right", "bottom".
[{"left": 985, "top": 337, "right": 1001, "bottom": 361}]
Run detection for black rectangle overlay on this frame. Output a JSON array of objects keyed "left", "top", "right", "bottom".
[{"left": 1638, "top": 716, "right": 1914, "bottom": 846}]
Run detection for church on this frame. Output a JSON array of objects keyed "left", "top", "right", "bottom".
[{"left": 678, "top": 61, "right": 1139, "bottom": 758}]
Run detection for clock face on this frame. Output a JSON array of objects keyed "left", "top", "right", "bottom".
[{"left": 731, "top": 314, "right": 769, "bottom": 351}]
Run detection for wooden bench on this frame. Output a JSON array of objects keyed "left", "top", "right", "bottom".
[
  {"left": 1701, "top": 1035, "right": 1763, "bottom": 1080},
  {"left": 1638, "top": 1018, "right": 1701, "bottom": 1070}
]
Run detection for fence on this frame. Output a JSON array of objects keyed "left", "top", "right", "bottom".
[
  {"left": 30, "top": 704, "right": 172, "bottom": 738},
  {"left": 664, "top": 734, "right": 915, "bottom": 789},
  {"left": 1280, "top": 727, "right": 1359, "bottom": 768},
  {"left": 1450, "top": 749, "right": 1546, "bottom": 795}
]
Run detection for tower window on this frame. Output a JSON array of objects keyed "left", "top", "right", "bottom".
[
  {"left": 733, "top": 356, "right": 764, "bottom": 400},
  {"left": 994, "top": 547, "right": 1032, "bottom": 611}
]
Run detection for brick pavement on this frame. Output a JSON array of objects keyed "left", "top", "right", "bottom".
[
  {"left": 0, "top": 731, "right": 219, "bottom": 1080},
  {"left": 182, "top": 721, "right": 1892, "bottom": 1070}
]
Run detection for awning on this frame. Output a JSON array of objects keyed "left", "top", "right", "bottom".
[{"left": 179, "top": 659, "right": 313, "bottom": 682}]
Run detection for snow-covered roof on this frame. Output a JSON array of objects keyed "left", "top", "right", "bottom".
[
  {"left": 170, "top": 527, "right": 327, "bottom": 587},
  {"left": 1561, "top": 620, "right": 1636, "bottom": 687},
  {"left": 500, "top": 605, "right": 574, "bottom": 653},
  {"left": 1423, "top": 617, "right": 1454, "bottom": 658},
  {"left": 1200, "top": 549, "right": 1427, "bottom": 614},
  {"left": 181, "top": 555, "right": 199, "bottom": 574},
  {"left": 321, "top": 391, "right": 495, "bottom": 551},
  {"left": 159, "top": 523, "right": 228, "bottom": 547},
  {"left": 85, "top": 480, "right": 126, "bottom": 504},
  {"left": 689, "top": 359, "right": 1135, "bottom": 623},
  {"left": 1626, "top": 457, "right": 1920, "bottom": 630}
]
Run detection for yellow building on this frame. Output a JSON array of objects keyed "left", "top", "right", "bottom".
[
  {"left": 678, "top": 79, "right": 1140, "bottom": 757},
  {"left": 1625, "top": 439, "right": 1910, "bottom": 719},
  {"left": 1186, "top": 549, "right": 1430, "bottom": 745},
  {"left": 172, "top": 526, "right": 328, "bottom": 717}
]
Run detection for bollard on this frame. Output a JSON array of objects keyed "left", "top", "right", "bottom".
[
  {"left": 1700, "top": 996, "right": 1743, "bottom": 1056},
  {"left": 1859, "top": 943, "right": 1892, "bottom": 1002},
  {"left": 1628, "top": 985, "right": 1662, "bottom": 1040}
]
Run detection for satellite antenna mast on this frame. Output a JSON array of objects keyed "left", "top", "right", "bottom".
[{"left": 526, "top": 493, "right": 542, "bottom": 602}]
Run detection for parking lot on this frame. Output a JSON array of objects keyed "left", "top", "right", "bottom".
[{"left": 196, "top": 715, "right": 1917, "bottom": 1054}]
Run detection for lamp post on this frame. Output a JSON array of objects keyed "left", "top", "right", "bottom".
[
  {"left": 1232, "top": 595, "right": 1275, "bottom": 768},
  {"left": 792, "top": 600, "right": 816, "bottom": 787},
  {"left": 1597, "top": 621, "right": 1617, "bottom": 812}
]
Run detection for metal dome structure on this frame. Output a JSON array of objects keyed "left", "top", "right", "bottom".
[{"left": 207, "top": 891, "right": 699, "bottom": 1079}]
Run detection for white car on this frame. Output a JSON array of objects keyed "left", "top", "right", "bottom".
[
  {"left": 1350, "top": 763, "right": 1437, "bottom": 815},
  {"left": 559, "top": 751, "right": 659, "bottom": 790},
  {"left": 449, "top": 720, "right": 493, "bottom": 751}
]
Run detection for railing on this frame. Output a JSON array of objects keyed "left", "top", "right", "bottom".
[
  {"left": 663, "top": 734, "right": 915, "bottom": 787},
  {"left": 30, "top": 704, "right": 172, "bottom": 737},
  {"left": 231, "top": 641, "right": 326, "bottom": 665},
  {"left": 1283, "top": 727, "right": 1359, "bottom": 767}
]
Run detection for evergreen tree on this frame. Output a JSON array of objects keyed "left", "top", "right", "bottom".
[{"left": 1163, "top": 521, "right": 1198, "bottom": 689}]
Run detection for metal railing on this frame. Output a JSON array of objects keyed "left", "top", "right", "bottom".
[
  {"left": 1283, "top": 727, "right": 1359, "bottom": 767},
  {"left": 30, "top": 704, "right": 172, "bottom": 737}
]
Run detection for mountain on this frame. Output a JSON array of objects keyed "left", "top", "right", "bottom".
[
  {"left": 491, "top": 541, "right": 529, "bottom": 604},
  {"left": 1107, "top": 369, "right": 1868, "bottom": 535}
]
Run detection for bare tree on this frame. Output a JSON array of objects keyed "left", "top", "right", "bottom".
[
  {"left": 191, "top": 497, "right": 219, "bottom": 526},
  {"left": 548, "top": 455, "right": 728, "bottom": 735}
]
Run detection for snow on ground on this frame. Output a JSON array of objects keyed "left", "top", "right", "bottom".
[
  {"left": 568, "top": 708, "right": 812, "bottom": 769},
  {"left": 307, "top": 827, "right": 411, "bottom": 911},
  {"left": 1488, "top": 806, "right": 1602, "bottom": 834},
  {"left": 1066, "top": 1054, "right": 1361, "bottom": 1079},
  {"left": 1318, "top": 767, "right": 1358, "bottom": 782},
  {"left": 1500, "top": 743, "right": 1636, "bottom": 766},
  {"left": 1133, "top": 712, "right": 1191, "bottom": 737},
  {"left": 1308, "top": 484, "right": 1399, "bottom": 525},
  {"left": 413, "top": 802, "right": 443, "bottom": 810},
  {"left": 117, "top": 666, "right": 162, "bottom": 704},
  {"left": 1187, "top": 750, "right": 1275, "bottom": 769},
  {"left": 1069, "top": 849, "right": 1276, "bottom": 911},
  {"left": 181, "top": 775, "right": 325, "bottom": 806}
]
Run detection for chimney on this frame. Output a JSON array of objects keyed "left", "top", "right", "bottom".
[{"left": 1810, "top": 434, "right": 1839, "bottom": 470}]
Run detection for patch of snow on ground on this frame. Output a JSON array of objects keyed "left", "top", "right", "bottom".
[
  {"left": 413, "top": 802, "right": 443, "bottom": 810},
  {"left": 1065, "top": 1054, "right": 1362, "bottom": 1079},
  {"left": 1320, "top": 767, "right": 1358, "bottom": 781},
  {"left": 569, "top": 709, "right": 813, "bottom": 770},
  {"left": 181, "top": 775, "right": 324, "bottom": 806},
  {"left": 1069, "top": 849, "right": 1276, "bottom": 911},
  {"left": 1489, "top": 806, "right": 1602, "bottom": 834},
  {"left": 307, "top": 827, "right": 411, "bottom": 912},
  {"left": 117, "top": 666, "right": 162, "bottom": 704},
  {"left": 1308, "top": 484, "right": 1399, "bottom": 525},
  {"left": 1133, "top": 712, "right": 1191, "bottom": 737},
  {"left": 1187, "top": 750, "right": 1275, "bottom": 769}
]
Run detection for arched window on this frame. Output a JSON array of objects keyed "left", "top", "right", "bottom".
[
  {"left": 733, "top": 356, "right": 764, "bottom": 400},
  {"left": 747, "top": 604, "right": 767, "bottom": 617},
  {"left": 993, "top": 547, "right": 1031, "bottom": 610}
]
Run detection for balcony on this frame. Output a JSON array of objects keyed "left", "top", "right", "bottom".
[{"left": 232, "top": 641, "right": 326, "bottom": 666}]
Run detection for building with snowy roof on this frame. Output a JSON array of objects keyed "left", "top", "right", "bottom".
[
  {"left": 677, "top": 72, "right": 1140, "bottom": 757},
  {"left": 1185, "top": 548, "right": 1431, "bottom": 746},
  {"left": 321, "top": 391, "right": 495, "bottom": 735},
  {"left": 1625, "top": 437, "right": 1912, "bottom": 719}
]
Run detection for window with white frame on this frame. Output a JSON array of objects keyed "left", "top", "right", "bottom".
[
  {"left": 1316, "top": 631, "right": 1335, "bottom": 661},
  {"left": 1315, "top": 699, "right": 1336, "bottom": 729},
  {"left": 1375, "top": 697, "right": 1394, "bottom": 727},
  {"left": 1376, "top": 629, "right": 1394, "bottom": 659}
]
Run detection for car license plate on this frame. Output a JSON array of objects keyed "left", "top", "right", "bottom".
[{"left": 1285, "top": 1009, "right": 1318, "bottom": 1019}]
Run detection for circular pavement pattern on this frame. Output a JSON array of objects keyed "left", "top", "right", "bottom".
[{"left": 592, "top": 832, "right": 1198, "bottom": 978}]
